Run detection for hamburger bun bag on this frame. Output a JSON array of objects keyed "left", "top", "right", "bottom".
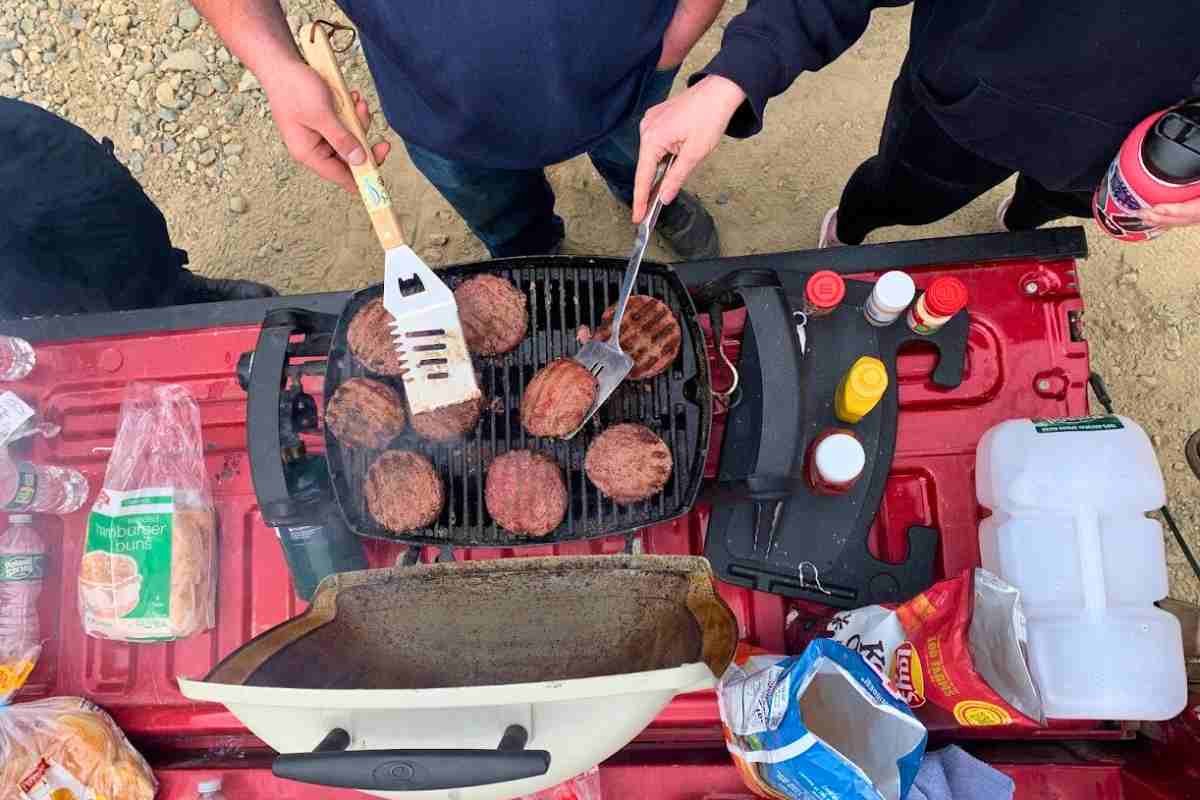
[
  {"left": 0, "top": 696, "right": 157, "bottom": 800},
  {"left": 79, "top": 383, "right": 216, "bottom": 641}
]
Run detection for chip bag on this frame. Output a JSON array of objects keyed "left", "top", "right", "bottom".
[
  {"left": 0, "top": 696, "right": 157, "bottom": 800},
  {"left": 79, "top": 383, "right": 216, "bottom": 641},
  {"left": 795, "top": 569, "right": 1043, "bottom": 730},
  {"left": 719, "top": 640, "right": 927, "bottom": 800}
]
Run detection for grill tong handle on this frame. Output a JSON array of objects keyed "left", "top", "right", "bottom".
[{"left": 272, "top": 726, "right": 552, "bottom": 791}]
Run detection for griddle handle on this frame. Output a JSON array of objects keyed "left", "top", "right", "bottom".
[
  {"left": 246, "top": 307, "right": 338, "bottom": 526},
  {"left": 272, "top": 726, "right": 551, "bottom": 792}
]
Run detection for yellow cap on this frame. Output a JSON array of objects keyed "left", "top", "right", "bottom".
[{"left": 835, "top": 356, "right": 888, "bottom": 424}]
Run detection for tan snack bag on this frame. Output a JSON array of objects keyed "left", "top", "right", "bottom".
[{"left": 79, "top": 383, "right": 216, "bottom": 641}]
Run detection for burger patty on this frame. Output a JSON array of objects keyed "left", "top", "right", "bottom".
[
  {"left": 325, "top": 377, "right": 407, "bottom": 449},
  {"left": 592, "top": 295, "right": 681, "bottom": 379},
  {"left": 411, "top": 394, "right": 486, "bottom": 442},
  {"left": 584, "top": 423, "right": 673, "bottom": 504},
  {"left": 454, "top": 274, "right": 528, "bottom": 356},
  {"left": 521, "top": 358, "right": 598, "bottom": 438},
  {"left": 485, "top": 450, "right": 567, "bottom": 536},
  {"left": 365, "top": 450, "right": 444, "bottom": 532},
  {"left": 347, "top": 298, "right": 406, "bottom": 376}
]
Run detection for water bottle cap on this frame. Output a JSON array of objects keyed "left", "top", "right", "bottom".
[
  {"left": 814, "top": 433, "right": 866, "bottom": 484},
  {"left": 8, "top": 514, "right": 33, "bottom": 524},
  {"left": 923, "top": 277, "right": 969, "bottom": 317},
  {"left": 805, "top": 270, "right": 846, "bottom": 309},
  {"left": 198, "top": 778, "right": 223, "bottom": 793}
]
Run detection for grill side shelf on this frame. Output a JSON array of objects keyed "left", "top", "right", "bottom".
[{"left": 701, "top": 273, "right": 966, "bottom": 608}]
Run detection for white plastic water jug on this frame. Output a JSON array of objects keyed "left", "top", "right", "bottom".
[{"left": 976, "top": 415, "right": 1186, "bottom": 721}]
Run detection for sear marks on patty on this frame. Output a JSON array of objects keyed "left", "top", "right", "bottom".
[
  {"left": 593, "top": 294, "right": 681, "bottom": 379},
  {"left": 411, "top": 394, "right": 486, "bottom": 442}
]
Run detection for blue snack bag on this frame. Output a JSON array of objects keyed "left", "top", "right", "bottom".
[{"left": 719, "top": 639, "right": 927, "bottom": 800}]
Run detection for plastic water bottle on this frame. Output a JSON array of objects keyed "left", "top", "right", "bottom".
[
  {"left": 0, "top": 515, "right": 46, "bottom": 662},
  {"left": 0, "top": 450, "right": 89, "bottom": 514},
  {"left": 0, "top": 336, "right": 36, "bottom": 381},
  {"left": 976, "top": 415, "right": 1187, "bottom": 720},
  {"left": 196, "top": 777, "right": 227, "bottom": 800}
]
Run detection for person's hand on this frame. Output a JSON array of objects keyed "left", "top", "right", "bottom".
[
  {"left": 1137, "top": 197, "right": 1200, "bottom": 230},
  {"left": 260, "top": 59, "right": 391, "bottom": 193},
  {"left": 632, "top": 75, "right": 746, "bottom": 222}
]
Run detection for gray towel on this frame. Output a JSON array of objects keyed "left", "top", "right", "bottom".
[{"left": 908, "top": 746, "right": 1014, "bottom": 800}]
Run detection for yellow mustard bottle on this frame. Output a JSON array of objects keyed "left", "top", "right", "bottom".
[{"left": 835, "top": 356, "right": 888, "bottom": 423}]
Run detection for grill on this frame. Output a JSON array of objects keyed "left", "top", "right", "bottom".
[{"left": 323, "top": 256, "right": 711, "bottom": 547}]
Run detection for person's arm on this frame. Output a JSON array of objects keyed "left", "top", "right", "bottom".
[
  {"left": 190, "top": 0, "right": 389, "bottom": 192},
  {"left": 658, "top": 0, "right": 728, "bottom": 70},
  {"left": 633, "top": 0, "right": 908, "bottom": 220}
]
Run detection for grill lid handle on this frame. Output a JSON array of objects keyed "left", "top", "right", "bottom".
[{"left": 272, "top": 726, "right": 552, "bottom": 792}]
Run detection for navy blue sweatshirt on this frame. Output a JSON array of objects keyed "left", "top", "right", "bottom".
[
  {"left": 334, "top": 0, "right": 677, "bottom": 169},
  {"left": 699, "top": 1, "right": 1200, "bottom": 191}
]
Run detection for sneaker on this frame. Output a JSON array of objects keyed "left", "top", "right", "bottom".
[
  {"left": 818, "top": 207, "right": 844, "bottom": 248},
  {"left": 654, "top": 190, "right": 720, "bottom": 260},
  {"left": 996, "top": 192, "right": 1015, "bottom": 231},
  {"left": 168, "top": 272, "right": 279, "bottom": 305}
]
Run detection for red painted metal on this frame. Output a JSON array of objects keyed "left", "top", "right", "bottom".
[{"left": 5, "top": 254, "right": 1195, "bottom": 798}]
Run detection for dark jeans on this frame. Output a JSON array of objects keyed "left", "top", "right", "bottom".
[
  {"left": 404, "top": 67, "right": 680, "bottom": 258},
  {"left": 0, "top": 98, "right": 189, "bottom": 319},
  {"left": 836, "top": 68, "right": 1093, "bottom": 245}
]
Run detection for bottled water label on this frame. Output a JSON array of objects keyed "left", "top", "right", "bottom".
[
  {"left": 1031, "top": 415, "right": 1123, "bottom": 434},
  {"left": 0, "top": 553, "right": 46, "bottom": 581}
]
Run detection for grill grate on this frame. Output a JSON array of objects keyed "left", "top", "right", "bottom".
[{"left": 323, "top": 256, "right": 711, "bottom": 547}]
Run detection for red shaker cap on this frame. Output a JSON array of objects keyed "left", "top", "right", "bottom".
[
  {"left": 805, "top": 270, "right": 846, "bottom": 309},
  {"left": 924, "top": 277, "right": 969, "bottom": 316}
]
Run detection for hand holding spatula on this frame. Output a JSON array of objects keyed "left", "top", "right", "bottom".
[{"left": 299, "top": 22, "right": 481, "bottom": 417}]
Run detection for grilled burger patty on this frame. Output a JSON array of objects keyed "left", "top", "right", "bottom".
[
  {"left": 454, "top": 274, "right": 528, "bottom": 356},
  {"left": 485, "top": 449, "right": 568, "bottom": 536},
  {"left": 325, "top": 377, "right": 407, "bottom": 449},
  {"left": 521, "top": 358, "right": 598, "bottom": 438},
  {"left": 366, "top": 450, "right": 444, "bottom": 532},
  {"left": 347, "top": 297, "right": 407, "bottom": 376},
  {"left": 585, "top": 423, "right": 673, "bottom": 504},
  {"left": 411, "top": 394, "right": 486, "bottom": 442},
  {"left": 593, "top": 294, "right": 681, "bottom": 379}
]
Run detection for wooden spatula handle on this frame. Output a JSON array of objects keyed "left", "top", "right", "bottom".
[{"left": 298, "top": 22, "right": 405, "bottom": 250}]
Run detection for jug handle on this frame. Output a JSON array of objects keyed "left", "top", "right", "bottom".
[{"left": 1075, "top": 507, "right": 1107, "bottom": 612}]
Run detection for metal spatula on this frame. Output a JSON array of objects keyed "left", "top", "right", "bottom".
[
  {"left": 300, "top": 23, "right": 480, "bottom": 416},
  {"left": 567, "top": 155, "right": 676, "bottom": 437}
]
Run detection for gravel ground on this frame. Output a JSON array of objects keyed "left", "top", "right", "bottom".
[{"left": 3, "top": 0, "right": 1198, "bottom": 600}]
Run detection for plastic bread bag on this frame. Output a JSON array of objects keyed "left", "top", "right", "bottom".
[
  {"left": 0, "top": 696, "right": 157, "bottom": 800},
  {"left": 719, "top": 640, "right": 927, "bottom": 800},
  {"left": 0, "top": 642, "right": 40, "bottom": 706},
  {"left": 79, "top": 382, "right": 217, "bottom": 641},
  {"left": 789, "top": 569, "right": 1044, "bottom": 730}
]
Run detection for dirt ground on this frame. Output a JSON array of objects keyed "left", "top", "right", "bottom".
[{"left": 4, "top": 1, "right": 1198, "bottom": 599}]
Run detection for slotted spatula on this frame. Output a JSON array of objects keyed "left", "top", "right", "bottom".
[
  {"left": 567, "top": 155, "right": 676, "bottom": 438},
  {"left": 299, "top": 23, "right": 480, "bottom": 416}
]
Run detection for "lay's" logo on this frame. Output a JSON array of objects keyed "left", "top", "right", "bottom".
[{"left": 890, "top": 641, "right": 926, "bottom": 708}]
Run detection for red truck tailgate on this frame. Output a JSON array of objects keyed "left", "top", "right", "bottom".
[{"left": 5, "top": 231, "right": 1197, "bottom": 799}]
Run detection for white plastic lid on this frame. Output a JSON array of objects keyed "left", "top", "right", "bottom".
[
  {"left": 872, "top": 271, "right": 917, "bottom": 313},
  {"left": 8, "top": 514, "right": 33, "bottom": 524},
  {"left": 197, "top": 778, "right": 223, "bottom": 794},
  {"left": 814, "top": 434, "right": 866, "bottom": 484}
]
